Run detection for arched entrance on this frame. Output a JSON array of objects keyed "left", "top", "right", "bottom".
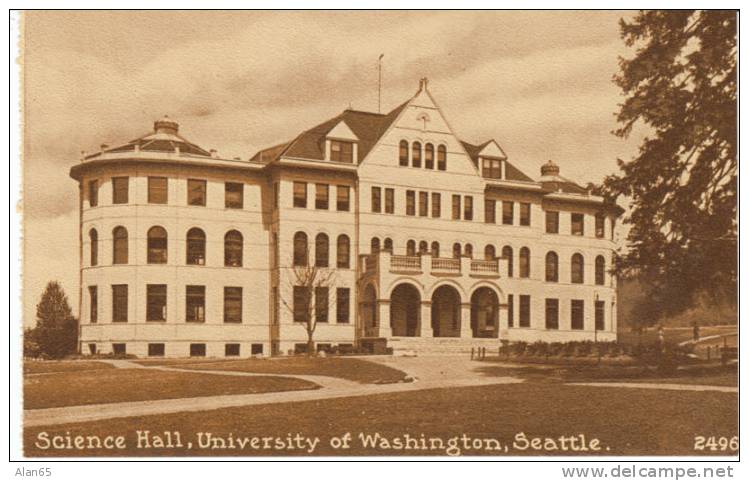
[
  {"left": 390, "top": 284, "right": 420, "bottom": 337},
  {"left": 471, "top": 287, "right": 499, "bottom": 338},
  {"left": 431, "top": 285, "right": 461, "bottom": 337},
  {"left": 360, "top": 284, "right": 377, "bottom": 336}
]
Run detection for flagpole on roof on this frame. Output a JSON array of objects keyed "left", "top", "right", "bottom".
[{"left": 378, "top": 54, "right": 384, "bottom": 113}]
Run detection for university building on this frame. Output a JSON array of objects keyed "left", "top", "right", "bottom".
[{"left": 70, "top": 79, "right": 621, "bottom": 357}]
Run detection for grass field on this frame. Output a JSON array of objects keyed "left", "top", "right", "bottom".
[
  {"left": 24, "top": 368, "right": 318, "bottom": 409},
  {"left": 617, "top": 325, "right": 737, "bottom": 346},
  {"left": 24, "top": 360, "right": 116, "bottom": 374},
  {"left": 134, "top": 357, "right": 409, "bottom": 384},
  {"left": 23, "top": 383, "right": 737, "bottom": 457}
]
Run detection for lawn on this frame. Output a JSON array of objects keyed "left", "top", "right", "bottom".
[
  {"left": 134, "top": 357, "right": 408, "bottom": 384},
  {"left": 24, "top": 368, "right": 318, "bottom": 409},
  {"left": 24, "top": 360, "right": 115, "bottom": 374},
  {"left": 617, "top": 325, "right": 737, "bottom": 347},
  {"left": 23, "top": 383, "right": 737, "bottom": 457}
]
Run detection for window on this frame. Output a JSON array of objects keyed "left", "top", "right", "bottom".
[
  {"left": 147, "top": 226, "right": 168, "bottom": 264},
  {"left": 482, "top": 158, "right": 501, "bottom": 178},
  {"left": 88, "top": 180, "right": 99, "bottom": 207},
  {"left": 431, "top": 241, "right": 440, "bottom": 258},
  {"left": 545, "top": 298, "right": 559, "bottom": 329},
  {"left": 225, "top": 344, "right": 240, "bottom": 356},
  {"left": 112, "top": 343, "right": 126, "bottom": 355},
  {"left": 595, "top": 300, "right": 605, "bottom": 331},
  {"left": 330, "top": 140, "right": 354, "bottom": 163},
  {"left": 251, "top": 344, "right": 264, "bottom": 355},
  {"left": 452, "top": 243, "right": 461, "bottom": 259},
  {"left": 371, "top": 186, "right": 381, "bottom": 213},
  {"left": 419, "top": 191, "right": 428, "bottom": 217},
  {"left": 484, "top": 245, "right": 496, "bottom": 260},
  {"left": 336, "top": 288, "right": 350, "bottom": 323},
  {"left": 148, "top": 177, "right": 168, "bottom": 204},
  {"left": 293, "top": 232, "right": 308, "bottom": 266},
  {"left": 571, "top": 253, "right": 584, "bottom": 284},
  {"left": 186, "top": 228, "right": 206, "bottom": 265},
  {"left": 146, "top": 284, "right": 167, "bottom": 322},
  {"left": 336, "top": 235, "right": 350, "bottom": 268},
  {"left": 519, "top": 295, "right": 530, "bottom": 327},
  {"left": 273, "top": 182, "right": 279, "bottom": 209},
  {"left": 315, "top": 184, "right": 329, "bottom": 210},
  {"left": 419, "top": 241, "right": 429, "bottom": 255},
  {"left": 406, "top": 190, "right": 415, "bottom": 216},
  {"left": 520, "top": 203, "right": 531, "bottom": 226},
  {"left": 507, "top": 294, "right": 514, "bottom": 328},
  {"left": 485, "top": 199, "right": 496, "bottom": 223},
  {"left": 399, "top": 140, "right": 409, "bottom": 166},
  {"left": 411, "top": 142, "right": 422, "bottom": 167},
  {"left": 88, "top": 286, "right": 97, "bottom": 323},
  {"left": 464, "top": 196, "right": 473, "bottom": 220},
  {"left": 224, "top": 230, "right": 243, "bottom": 267},
  {"left": 315, "top": 233, "right": 329, "bottom": 267},
  {"left": 571, "top": 213, "right": 584, "bottom": 236},
  {"left": 571, "top": 300, "right": 584, "bottom": 330},
  {"left": 406, "top": 240, "right": 416, "bottom": 256},
  {"left": 595, "top": 255, "right": 606, "bottom": 285},
  {"left": 112, "top": 226, "right": 128, "bottom": 264},
  {"left": 546, "top": 211, "right": 559, "bottom": 234},
  {"left": 502, "top": 201, "right": 514, "bottom": 225},
  {"left": 337, "top": 185, "right": 350, "bottom": 211},
  {"left": 519, "top": 247, "right": 530, "bottom": 278},
  {"left": 224, "top": 287, "right": 242, "bottom": 323},
  {"left": 465, "top": 244, "right": 473, "bottom": 258},
  {"left": 190, "top": 344, "right": 206, "bottom": 357},
  {"left": 315, "top": 287, "right": 329, "bottom": 323},
  {"left": 502, "top": 246, "right": 513, "bottom": 277},
  {"left": 385, "top": 188, "right": 394, "bottom": 214},
  {"left": 425, "top": 143, "right": 435, "bottom": 169},
  {"left": 611, "top": 218, "right": 616, "bottom": 240},
  {"left": 384, "top": 238, "right": 393, "bottom": 253},
  {"left": 595, "top": 213, "right": 605, "bottom": 238},
  {"left": 112, "top": 285, "right": 128, "bottom": 322},
  {"left": 293, "top": 181, "right": 307, "bottom": 208},
  {"left": 89, "top": 229, "right": 98, "bottom": 266},
  {"left": 186, "top": 286, "right": 205, "bottom": 322},
  {"left": 437, "top": 145, "right": 447, "bottom": 170},
  {"left": 371, "top": 237, "right": 380, "bottom": 253},
  {"left": 293, "top": 286, "right": 311, "bottom": 322},
  {"left": 187, "top": 179, "right": 207, "bottom": 206},
  {"left": 545, "top": 251, "right": 559, "bottom": 282},
  {"left": 148, "top": 343, "right": 165, "bottom": 357},
  {"left": 112, "top": 177, "right": 129, "bottom": 204},
  {"left": 452, "top": 195, "right": 461, "bottom": 220},
  {"left": 225, "top": 182, "right": 244, "bottom": 209},
  {"left": 431, "top": 193, "right": 441, "bottom": 218}
]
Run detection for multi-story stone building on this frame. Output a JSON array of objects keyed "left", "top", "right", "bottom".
[{"left": 70, "top": 79, "right": 621, "bottom": 357}]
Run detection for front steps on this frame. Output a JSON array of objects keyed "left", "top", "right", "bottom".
[{"left": 387, "top": 336, "right": 502, "bottom": 355}]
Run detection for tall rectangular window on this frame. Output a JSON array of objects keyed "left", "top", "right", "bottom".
[
  {"left": 406, "top": 190, "right": 416, "bottom": 216},
  {"left": 186, "top": 286, "right": 205, "bottom": 323},
  {"left": 112, "top": 177, "right": 129, "bottom": 204},
  {"left": 507, "top": 294, "right": 514, "bottom": 328},
  {"left": 112, "top": 284, "right": 128, "bottom": 322},
  {"left": 546, "top": 211, "right": 559, "bottom": 234},
  {"left": 520, "top": 203, "right": 531, "bottom": 226},
  {"left": 293, "top": 286, "right": 311, "bottom": 323},
  {"left": 431, "top": 193, "right": 441, "bottom": 218},
  {"left": 146, "top": 284, "right": 167, "bottom": 322},
  {"left": 88, "top": 179, "right": 99, "bottom": 207},
  {"left": 385, "top": 188, "right": 394, "bottom": 214},
  {"left": 571, "top": 299, "right": 584, "bottom": 330},
  {"left": 464, "top": 196, "right": 473, "bottom": 220},
  {"left": 485, "top": 199, "right": 496, "bottom": 223},
  {"left": 187, "top": 179, "right": 207, "bottom": 206},
  {"left": 293, "top": 181, "right": 307, "bottom": 208},
  {"left": 452, "top": 195, "right": 461, "bottom": 220},
  {"left": 595, "top": 300, "right": 605, "bottom": 331},
  {"left": 336, "top": 288, "right": 350, "bottom": 323},
  {"left": 595, "top": 213, "right": 605, "bottom": 238},
  {"left": 519, "top": 295, "right": 530, "bottom": 327},
  {"left": 148, "top": 177, "right": 168, "bottom": 204},
  {"left": 571, "top": 213, "right": 585, "bottom": 236},
  {"left": 419, "top": 191, "right": 429, "bottom": 217},
  {"left": 371, "top": 186, "right": 382, "bottom": 213},
  {"left": 315, "top": 287, "right": 329, "bottom": 323},
  {"left": 315, "top": 183, "right": 329, "bottom": 210},
  {"left": 330, "top": 140, "right": 354, "bottom": 163},
  {"left": 336, "top": 185, "right": 350, "bottom": 211},
  {"left": 224, "top": 287, "right": 242, "bottom": 323},
  {"left": 225, "top": 182, "right": 244, "bottom": 209},
  {"left": 273, "top": 182, "right": 280, "bottom": 209},
  {"left": 545, "top": 298, "right": 559, "bottom": 330},
  {"left": 88, "top": 286, "right": 98, "bottom": 324},
  {"left": 502, "top": 201, "right": 514, "bottom": 225}
]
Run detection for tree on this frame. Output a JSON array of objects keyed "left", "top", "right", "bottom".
[
  {"left": 27, "top": 281, "right": 78, "bottom": 358},
  {"left": 604, "top": 10, "right": 737, "bottom": 321}
]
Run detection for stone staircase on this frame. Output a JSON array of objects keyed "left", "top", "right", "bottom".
[{"left": 387, "top": 336, "right": 502, "bottom": 356}]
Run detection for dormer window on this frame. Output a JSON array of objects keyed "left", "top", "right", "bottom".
[
  {"left": 482, "top": 158, "right": 502, "bottom": 179},
  {"left": 325, "top": 120, "right": 358, "bottom": 163},
  {"left": 330, "top": 140, "right": 354, "bottom": 163}
]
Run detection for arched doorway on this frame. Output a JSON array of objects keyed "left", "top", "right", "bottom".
[
  {"left": 360, "top": 284, "right": 378, "bottom": 336},
  {"left": 390, "top": 284, "right": 420, "bottom": 337},
  {"left": 471, "top": 288, "right": 499, "bottom": 338},
  {"left": 431, "top": 285, "right": 461, "bottom": 337}
]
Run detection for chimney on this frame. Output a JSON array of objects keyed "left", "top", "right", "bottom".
[
  {"left": 100, "top": 144, "right": 109, "bottom": 152},
  {"left": 210, "top": 149, "right": 218, "bottom": 158},
  {"left": 418, "top": 77, "right": 429, "bottom": 91}
]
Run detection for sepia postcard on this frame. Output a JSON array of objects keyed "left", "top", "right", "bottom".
[{"left": 14, "top": 9, "right": 738, "bottom": 462}]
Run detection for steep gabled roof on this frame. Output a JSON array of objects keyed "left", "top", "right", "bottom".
[{"left": 460, "top": 140, "right": 534, "bottom": 182}]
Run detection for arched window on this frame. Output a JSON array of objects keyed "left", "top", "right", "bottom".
[
  {"left": 502, "top": 246, "right": 513, "bottom": 277},
  {"left": 315, "top": 233, "right": 329, "bottom": 267},
  {"left": 399, "top": 140, "right": 409, "bottom": 166},
  {"left": 484, "top": 244, "right": 496, "bottom": 260},
  {"left": 545, "top": 251, "right": 558, "bottom": 282},
  {"left": 431, "top": 241, "right": 440, "bottom": 258},
  {"left": 89, "top": 229, "right": 98, "bottom": 266},
  {"left": 465, "top": 243, "right": 473, "bottom": 259},
  {"left": 452, "top": 243, "right": 461, "bottom": 259},
  {"left": 224, "top": 230, "right": 243, "bottom": 267},
  {"left": 293, "top": 232, "right": 308, "bottom": 266},
  {"left": 147, "top": 226, "right": 167, "bottom": 264},
  {"left": 571, "top": 253, "right": 584, "bottom": 284},
  {"left": 419, "top": 241, "right": 429, "bottom": 255},
  {"left": 186, "top": 228, "right": 206, "bottom": 265},
  {"left": 437, "top": 145, "right": 447, "bottom": 170},
  {"left": 412, "top": 142, "right": 422, "bottom": 168},
  {"left": 595, "top": 255, "right": 605, "bottom": 285},
  {"left": 425, "top": 143, "right": 435, "bottom": 169},
  {"left": 112, "top": 226, "right": 128, "bottom": 264},
  {"left": 406, "top": 240, "right": 416, "bottom": 256},
  {"left": 383, "top": 237, "right": 393, "bottom": 253},
  {"left": 337, "top": 235, "right": 350, "bottom": 268},
  {"left": 519, "top": 247, "right": 530, "bottom": 278},
  {"left": 371, "top": 237, "right": 380, "bottom": 253}
]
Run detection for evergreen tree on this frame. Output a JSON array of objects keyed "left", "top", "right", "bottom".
[{"left": 29, "top": 281, "right": 78, "bottom": 358}]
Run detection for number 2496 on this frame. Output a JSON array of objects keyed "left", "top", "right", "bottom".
[{"left": 694, "top": 436, "right": 738, "bottom": 451}]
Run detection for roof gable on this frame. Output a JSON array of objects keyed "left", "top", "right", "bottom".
[{"left": 326, "top": 120, "right": 358, "bottom": 141}]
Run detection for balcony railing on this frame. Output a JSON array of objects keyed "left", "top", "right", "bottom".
[
  {"left": 361, "top": 252, "right": 502, "bottom": 278},
  {"left": 390, "top": 255, "right": 421, "bottom": 271},
  {"left": 470, "top": 259, "right": 499, "bottom": 274},
  {"left": 432, "top": 257, "right": 461, "bottom": 272}
]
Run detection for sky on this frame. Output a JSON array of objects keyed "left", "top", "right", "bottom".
[{"left": 21, "top": 10, "right": 641, "bottom": 325}]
